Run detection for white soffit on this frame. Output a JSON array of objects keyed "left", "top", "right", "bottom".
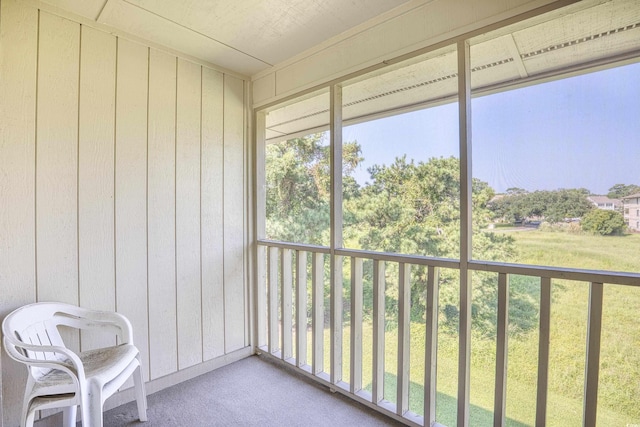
[
  {"left": 266, "top": 89, "right": 330, "bottom": 140},
  {"left": 265, "top": 0, "right": 640, "bottom": 143}
]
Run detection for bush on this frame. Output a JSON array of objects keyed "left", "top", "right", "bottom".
[
  {"left": 539, "top": 221, "right": 583, "bottom": 234},
  {"left": 581, "top": 209, "right": 626, "bottom": 235}
]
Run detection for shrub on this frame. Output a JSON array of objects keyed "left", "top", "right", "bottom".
[
  {"left": 581, "top": 209, "right": 626, "bottom": 235},
  {"left": 539, "top": 221, "right": 583, "bottom": 234}
]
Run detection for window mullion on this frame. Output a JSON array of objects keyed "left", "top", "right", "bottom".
[
  {"left": 330, "top": 84, "right": 343, "bottom": 385},
  {"left": 457, "top": 39, "right": 473, "bottom": 427},
  {"left": 254, "top": 110, "right": 267, "bottom": 349}
]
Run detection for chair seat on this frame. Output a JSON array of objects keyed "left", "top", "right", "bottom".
[{"left": 33, "top": 344, "right": 139, "bottom": 396}]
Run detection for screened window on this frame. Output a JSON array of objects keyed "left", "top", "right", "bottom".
[
  {"left": 470, "top": 0, "right": 640, "bottom": 274},
  {"left": 263, "top": 89, "right": 330, "bottom": 246},
  {"left": 340, "top": 46, "right": 459, "bottom": 258},
  {"left": 468, "top": 1, "right": 640, "bottom": 425}
]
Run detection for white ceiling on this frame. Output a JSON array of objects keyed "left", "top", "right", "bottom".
[{"left": 43, "top": 0, "right": 412, "bottom": 76}]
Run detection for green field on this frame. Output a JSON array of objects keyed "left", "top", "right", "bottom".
[
  {"left": 300, "top": 231, "right": 640, "bottom": 426},
  {"left": 491, "top": 230, "right": 640, "bottom": 426},
  {"left": 508, "top": 229, "right": 640, "bottom": 273}
]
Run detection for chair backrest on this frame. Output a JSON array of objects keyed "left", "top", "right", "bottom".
[{"left": 2, "top": 302, "right": 82, "bottom": 378}]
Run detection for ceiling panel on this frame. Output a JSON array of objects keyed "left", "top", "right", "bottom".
[
  {"left": 512, "top": 0, "right": 640, "bottom": 55},
  {"left": 343, "top": 49, "right": 458, "bottom": 121},
  {"left": 513, "top": 0, "right": 640, "bottom": 75},
  {"left": 470, "top": 35, "right": 524, "bottom": 89},
  {"left": 520, "top": 26, "right": 640, "bottom": 75},
  {"left": 126, "top": 0, "right": 410, "bottom": 65},
  {"left": 97, "top": 0, "right": 269, "bottom": 75}
]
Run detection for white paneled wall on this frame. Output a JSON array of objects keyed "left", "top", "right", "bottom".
[{"left": 0, "top": 1, "right": 249, "bottom": 425}]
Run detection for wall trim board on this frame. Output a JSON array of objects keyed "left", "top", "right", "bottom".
[{"left": 29, "top": 0, "right": 249, "bottom": 81}]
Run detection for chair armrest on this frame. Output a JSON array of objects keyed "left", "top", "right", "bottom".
[
  {"left": 55, "top": 308, "right": 134, "bottom": 345},
  {"left": 3, "top": 336, "right": 86, "bottom": 383}
]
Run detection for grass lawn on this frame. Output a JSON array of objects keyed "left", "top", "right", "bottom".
[
  {"left": 504, "top": 230, "right": 640, "bottom": 426},
  {"left": 501, "top": 229, "right": 640, "bottom": 273}
]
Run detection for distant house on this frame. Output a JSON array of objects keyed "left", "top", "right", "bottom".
[
  {"left": 587, "top": 195, "right": 621, "bottom": 211},
  {"left": 622, "top": 192, "right": 640, "bottom": 232}
]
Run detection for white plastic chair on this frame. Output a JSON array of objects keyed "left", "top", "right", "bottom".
[{"left": 2, "top": 302, "right": 148, "bottom": 427}]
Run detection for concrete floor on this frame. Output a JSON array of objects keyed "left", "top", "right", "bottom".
[{"left": 100, "top": 355, "right": 405, "bottom": 426}]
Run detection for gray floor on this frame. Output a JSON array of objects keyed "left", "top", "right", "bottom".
[{"left": 102, "top": 355, "right": 406, "bottom": 426}]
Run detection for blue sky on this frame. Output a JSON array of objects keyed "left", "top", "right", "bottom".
[{"left": 344, "top": 61, "right": 640, "bottom": 195}]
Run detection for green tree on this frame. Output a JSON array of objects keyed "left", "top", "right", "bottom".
[
  {"left": 581, "top": 209, "right": 627, "bottom": 235},
  {"left": 505, "top": 187, "right": 528, "bottom": 196},
  {"left": 265, "top": 133, "right": 362, "bottom": 245},
  {"left": 490, "top": 188, "right": 593, "bottom": 223},
  {"left": 607, "top": 183, "right": 640, "bottom": 199},
  {"left": 345, "top": 156, "right": 461, "bottom": 257},
  {"left": 345, "top": 156, "right": 524, "bottom": 336}
]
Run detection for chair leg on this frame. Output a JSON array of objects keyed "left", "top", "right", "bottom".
[
  {"left": 23, "top": 405, "right": 36, "bottom": 427},
  {"left": 63, "top": 405, "right": 78, "bottom": 427},
  {"left": 81, "top": 383, "right": 104, "bottom": 427},
  {"left": 133, "top": 363, "right": 148, "bottom": 421},
  {"left": 23, "top": 389, "right": 36, "bottom": 427}
]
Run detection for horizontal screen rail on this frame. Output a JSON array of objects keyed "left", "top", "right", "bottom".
[
  {"left": 469, "top": 260, "right": 640, "bottom": 287},
  {"left": 335, "top": 248, "right": 459, "bottom": 269},
  {"left": 257, "top": 239, "right": 331, "bottom": 254},
  {"left": 259, "top": 241, "right": 640, "bottom": 287}
]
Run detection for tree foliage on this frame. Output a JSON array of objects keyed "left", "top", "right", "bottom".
[
  {"left": 607, "top": 183, "right": 640, "bottom": 199},
  {"left": 581, "top": 209, "right": 627, "bottom": 235},
  {"left": 265, "top": 133, "right": 362, "bottom": 245},
  {"left": 342, "top": 156, "right": 524, "bottom": 336},
  {"left": 490, "top": 188, "right": 594, "bottom": 223},
  {"left": 345, "top": 156, "right": 462, "bottom": 257}
]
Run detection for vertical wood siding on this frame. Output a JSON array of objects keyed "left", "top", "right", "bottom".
[
  {"left": 115, "top": 38, "right": 151, "bottom": 383},
  {"left": 176, "top": 58, "right": 203, "bottom": 370},
  {"left": 78, "top": 25, "right": 117, "bottom": 353},
  {"left": 0, "top": 2, "right": 248, "bottom": 425},
  {"left": 36, "top": 12, "right": 82, "bottom": 354},
  {"left": 0, "top": 0, "right": 38, "bottom": 419},
  {"left": 201, "top": 68, "right": 226, "bottom": 361},
  {"left": 147, "top": 48, "right": 178, "bottom": 380},
  {"left": 115, "top": 39, "right": 149, "bottom": 380},
  {"left": 222, "top": 75, "right": 246, "bottom": 353}
]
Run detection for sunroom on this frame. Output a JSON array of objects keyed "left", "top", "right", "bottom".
[{"left": 1, "top": 0, "right": 639, "bottom": 426}]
